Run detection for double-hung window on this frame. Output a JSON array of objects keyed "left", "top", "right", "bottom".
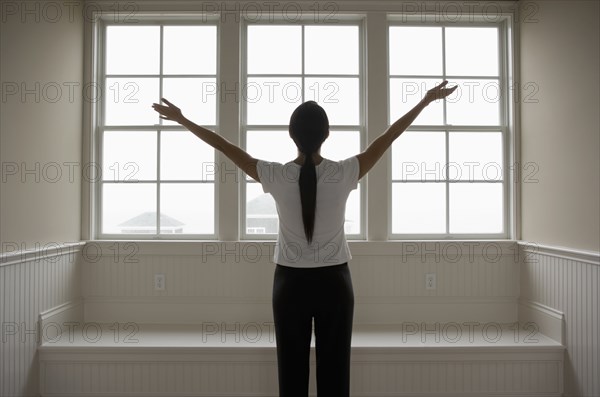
[
  {"left": 98, "top": 20, "right": 218, "bottom": 238},
  {"left": 388, "top": 19, "right": 509, "bottom": 238},
  {"left": 91, "top": 7, "right": 515, "bottom": 242},
  {"left": 241, "top": 18, "right": 365, "bottom": 239}
]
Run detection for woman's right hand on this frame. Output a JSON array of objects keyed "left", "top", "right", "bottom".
[{"left": 423, "top": 80, "right": 457, "bottom": 104}]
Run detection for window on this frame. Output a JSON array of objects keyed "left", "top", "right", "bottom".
[
  {"left": 98, "top": 21, "right": 218, "bottom": 238},
  {"left": 388, "top": 22, "right": 508, "bottom": 238},
  {"left": 89, "top": 6, "right": 515, "bottom": 242},
  {"left": 241, "top": 20, "right": 364, "bottom": 239}
]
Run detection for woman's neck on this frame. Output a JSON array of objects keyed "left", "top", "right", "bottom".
[{"left": 294, "top": 151, "right": 323, "bottom": 165}]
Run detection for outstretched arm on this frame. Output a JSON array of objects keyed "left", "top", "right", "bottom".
[
  {"left": 356, "top": 80, "right": 457, "bottom": 180},
  {"left": 152, "top": 98, "right": 260, "bottom": 182}
]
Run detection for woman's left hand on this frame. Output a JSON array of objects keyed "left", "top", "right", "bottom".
[
  {"left": 423, "top": 80, "right": 457, "bottom": 104},
  {"left": 152, "top": 98, "right": 185, "bottom": 123}
]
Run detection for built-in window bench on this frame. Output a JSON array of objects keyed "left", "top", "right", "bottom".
[{"left": 39, "top": 322, "right": 564, "bottom": 397}]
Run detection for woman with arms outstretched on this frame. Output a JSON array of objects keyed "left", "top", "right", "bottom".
[{"left": 152, "top": 80, "right": 456, "bottom": 397}]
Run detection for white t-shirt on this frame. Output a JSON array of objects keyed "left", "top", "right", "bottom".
[{"left": 256, "top": 156, "right": 360, "bottom": 268}]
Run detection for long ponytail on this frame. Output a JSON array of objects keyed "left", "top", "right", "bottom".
[
  {"left": 299, "top": 151, "right": 317, "bottom": 244},
  {"left": 289, "top": 101, "right": 329, "bottom": 245}
]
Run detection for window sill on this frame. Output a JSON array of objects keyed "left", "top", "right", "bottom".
[{"left": 84, "top": 239, "right": 518, "bottom": 257}]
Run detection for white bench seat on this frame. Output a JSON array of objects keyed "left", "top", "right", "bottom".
[{"left": 39, "top": 322, "right": 564, "bottom": 397}]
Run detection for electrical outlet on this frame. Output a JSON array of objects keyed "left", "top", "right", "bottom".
[
  {"left": 154, "top": 274, "right": 165, "bottom": 291},
  {"left": 425, "top": 273, "right": 436, "bottom": 290}
]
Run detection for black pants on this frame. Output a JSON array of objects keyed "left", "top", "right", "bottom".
[{"left": 272, "top": 262, "right": 354, "bottom": 397}]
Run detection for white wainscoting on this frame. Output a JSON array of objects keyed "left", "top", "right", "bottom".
[
  {"left": 32, "top": 240, "right": 588, "bottom": 397},
  {"left": 81, "top": 241, "right": 520, "bottom": 325},
  {"left": 8, "top": 239, "right": 596, "bottom": 396},
  {"left": 518, "top": 241, "right": 600, "bottom": 397},
  {"left": 0, "top": 242, "right": 84, "bottom": 397}
]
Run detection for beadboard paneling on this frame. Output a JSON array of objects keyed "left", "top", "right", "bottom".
[
  {"left": 519, "top": 242, "right": 600, "bottom": 397},
  {"left": 0, "top": 244, "right": 83, "bottom": 397},
  {"left": 81, "top": 242, "right": 520, "bottom": 325}
]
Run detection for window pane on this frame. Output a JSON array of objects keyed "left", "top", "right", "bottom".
[
  {"left": 246, "top": 130, "right": 297, "bottom": 164},
  {"left": 161, "top": 131, "right": 215, "bottom": 181},
  {"left": 247, "top": 26, "right": 301, "bottom": 74},
  {"left": 162, "top": 78, "right": 217, "bottom": 126},
  {"left": 246, "top": 184, "right": 360, "bottom": 236},
  {"left": 392, "top": 183, "right": 446, "bottom": 233},
  {"left": 392, "top": 131, "right": 445, "bottom": 181},
  {"left": 390, "top": 78, "right": 444, "bottom": 125},
  {"left": 449, "top": 183, "right": 503, "bottom": 233},
  {"left": 345, "top": 186, "right": 360, "bottom": 235},
  {"left": 389, "top": 27, "right": 442, "bottom": 76},
  {"left": 449, "top": 132, "right": 503, "bottom": 181},
  {"left": 163, "top": 26, "right": 216, "bottom": 74},
  {"left": 103, "top": 131, "right": 156, "bottom": 181},
  {"left": 321, "top": 131, "right": 360, "bottom": 161},
  {"left": 305, "top": 26, "right": 359, "bottom": 75},
  {"left": 305, "top": 77, "right": 359, "bottom": 125},
  {"left": 247, "top": 182, "right": 278, "bottom": 235},
  {"left": 102, "top": 183, "right": 156, "bottom": 234},
  {"left": 160, "top": 184, "right": 214, "bottom": 234},
  {"left": 446, "top": 79, "right": 500, "bottom": 125},
  {"left": 104, "top": 78, "right": 159, "bottom": 126},
  {"left": 246, "top": 77, "right": 302, "bottom": 125},
  {"left": 445, "top": 27, "right": 499, "bottom": 76},
  {"left": 106, "top": 26, "right": 160, "bottom": 75},
  {"left": 245, "top": 130, "right": 360, "bottom": 180}
]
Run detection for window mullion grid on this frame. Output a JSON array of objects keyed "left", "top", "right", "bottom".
[
  {"left": 156, "top": 24, "right": 164, "bottom": 238},
  {"left": 499, "top": 22, "right": 509, "bottom": 238},
  {"left": 97, "top": 22, "right": 108, "bottom": 238},
  {"left": 442, "top": 26, "right": 450, "bottom": 235},
  {"left": 240, "top": 21, "right": 248, "bottom": 238},
  {"left": 301, "top": 25, "right": 305, "bottom": 103}
]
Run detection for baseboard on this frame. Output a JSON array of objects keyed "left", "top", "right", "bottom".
[
  {"left": 517, "top": 299, "right": 564, "bottom": 345},
  {"left": 38, "top": 299, "right": 85, "bottom": 346}
]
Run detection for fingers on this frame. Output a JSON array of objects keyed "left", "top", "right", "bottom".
[
  {"left": 437, "top": 83, "right": 457, "bottom": 95},
  {"left": 151, "top": 98, "right": 173, "bottom": 109},
  {"left": 161, "top": 97, "right": 174, "bottom": 106}
]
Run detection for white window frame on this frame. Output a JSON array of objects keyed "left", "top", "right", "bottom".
[
  {"left": 387, "top": 15, "right": 515, "bottom": 240},
  {"left": 239, "top": 15, "right": 367, "bottom": 240},
  {"left": 82, "top": 4, "right": 518, "bottom": 243},
  {"left": 92, "top": 15, "right": 220, "bottom": 240}
]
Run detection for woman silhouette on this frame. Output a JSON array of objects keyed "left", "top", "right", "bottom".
[{"left": 152, "top": 80, "right": 456, "bottom": 397}]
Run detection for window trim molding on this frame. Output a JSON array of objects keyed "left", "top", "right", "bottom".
[
  {"left": 238, "top": 16, "right": 367, "bottom": 240},
  {"left": 90, "top": 14, "right": 221, "bottom": 240},
  {"left": 386, "top": 16, "right": 516, "bottom": 240},
  {"left": 81, "top": 3, "right": 520, "bottom": 243}
]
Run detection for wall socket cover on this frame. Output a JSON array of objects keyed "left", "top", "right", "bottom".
[
  {"left": 154, "top": 274, "right": 165, "bottom": 291},
  {"left": 425, "top": 273, "right": 436, "bottom": 290}
]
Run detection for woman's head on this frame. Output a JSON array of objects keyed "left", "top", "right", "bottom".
[
  {"left": 289, "top": 101, "right": 329, "bottom": 245},
  {"left": 289, "top": 100, "right": 329, "bottom": 155}
]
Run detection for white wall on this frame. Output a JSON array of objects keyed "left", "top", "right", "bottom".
[
  {"left": 519, "top": 0, "right": 600, "bottom": 252},
  {"left": 519, "top": 2, "right": 600, "bottom": 395},
  {"left": 0, "top": 1, "right": 83, "bottom": 253},
  {"left": 0, "top": 2, "right": 84, "bottom": 395}
]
